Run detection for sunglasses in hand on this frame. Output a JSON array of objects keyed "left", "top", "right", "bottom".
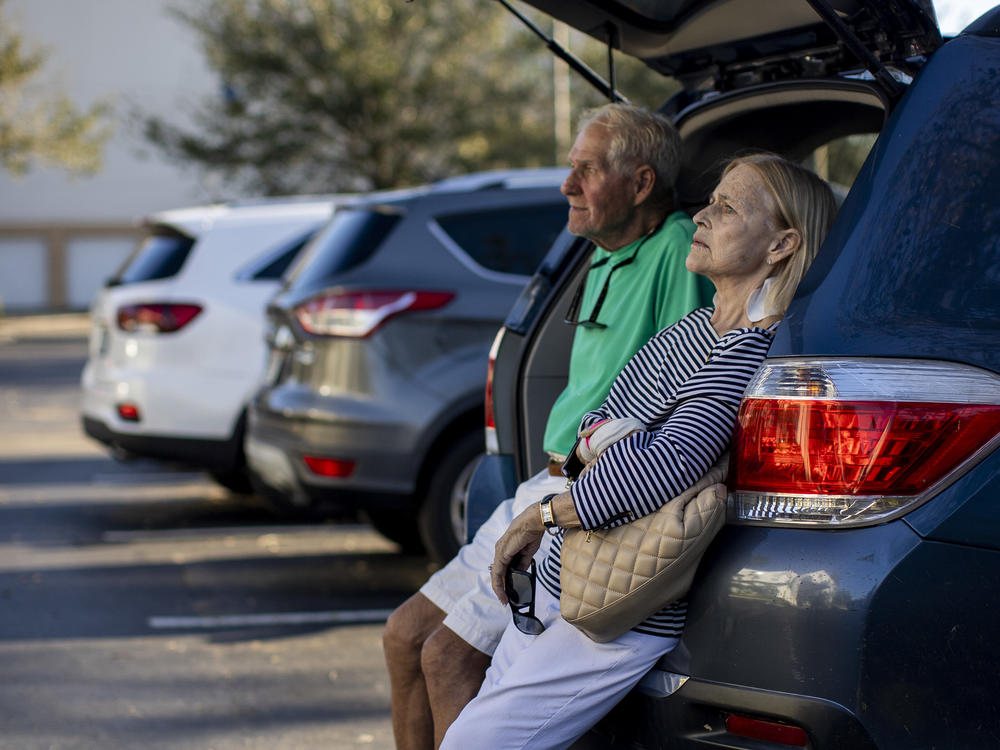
[{"left": 505, "top": 560, "right": 546, "bottom": 635}]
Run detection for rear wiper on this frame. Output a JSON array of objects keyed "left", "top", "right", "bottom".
[{"left": 495, "top": 0, "right": 628, "bottom": 104}]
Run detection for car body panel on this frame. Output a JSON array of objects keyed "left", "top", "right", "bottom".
[
  {"left": 251, "top": 323, "right": 488, "bottom": 496},
  {"left": 773, "top": 30, "right": 1000, "bottom": 373},
  {"left": 904, "top": 446, "right": 1000, "bottom": 549}
]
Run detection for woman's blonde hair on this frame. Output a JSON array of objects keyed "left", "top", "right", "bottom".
[{"left": 723, "top": 153, "right": 838, "bottom": 314}]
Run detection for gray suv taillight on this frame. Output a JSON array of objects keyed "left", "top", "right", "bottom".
[{"left": 294, "top": 289, "right": 454, "bottom": 338}]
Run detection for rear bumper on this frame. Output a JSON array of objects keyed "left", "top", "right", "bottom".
[
  {"left": 244, "top": 402, "right": 423, "bottom": 507},
  {"left": 80, "top": 359, "right": 250, "bottom": 440},
  {"left": 591, "top": 672, "right": 877, "bottom": 750},
  {"left": 585, "top": 509, "right": 1000, "bottom": 749},
  {"left": 82, "top": 415, "right": 240, "bottom": 469}
]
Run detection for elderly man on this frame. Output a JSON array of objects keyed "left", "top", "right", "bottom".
[{"left": 382, "top": 103, "right": 714, "bottom": 749}]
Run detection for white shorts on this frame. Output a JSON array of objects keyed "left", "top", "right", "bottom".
[
  {"left": 440, "top": 583, "right": 679, "bottom": 750},
  {"left": 419, "top": 468, "right": 567, "bottom": 655}
]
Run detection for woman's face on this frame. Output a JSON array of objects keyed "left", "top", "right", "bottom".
[{"left": 687, "top": 164, "right": 783, "bottom": 283}]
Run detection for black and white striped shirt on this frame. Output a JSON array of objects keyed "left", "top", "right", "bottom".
[{"left": 537, "top": 306, "right": 777, "bottom": 637}]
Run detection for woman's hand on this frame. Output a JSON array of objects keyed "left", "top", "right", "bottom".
[
  {"left": 490, "top": 505, "right": 545, "bottom": 605},
  {"left": 490, "top": 491, "right": 582, "bottom": 604}
]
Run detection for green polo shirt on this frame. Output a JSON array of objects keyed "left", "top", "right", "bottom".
[{"left": 542, "top": 211, "right": 714, "bottom": 457}]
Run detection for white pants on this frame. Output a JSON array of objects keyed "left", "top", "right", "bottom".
[
  {"left": 419, "top": 469, "right": 567, "bottom": 655},
  {"left": 440, "top": 583, "right": 679, "bottom": 750}
]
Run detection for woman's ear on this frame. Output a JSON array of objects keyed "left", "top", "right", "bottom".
[{"left": 768, "top": 228, "right": 802, "bottom": 263}]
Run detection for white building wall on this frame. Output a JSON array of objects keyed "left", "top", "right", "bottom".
[
  {"left": 0, "top": 0, "right": 227, "bottom": 311},
  {"left": 0, "top": 239, "right": 47, "bottom": 309}
]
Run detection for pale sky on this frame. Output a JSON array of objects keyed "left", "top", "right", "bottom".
[{"left": 933, "top": 0, "right": 996, "bottom": 34}]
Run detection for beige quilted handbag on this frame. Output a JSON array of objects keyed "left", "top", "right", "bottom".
[{"left": 559, "top": 456, "right": 728, "bottom": 643}]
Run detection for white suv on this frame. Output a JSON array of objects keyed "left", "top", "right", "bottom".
[{"left": 80, "top": 195, "right": 342, "bottom": 492}]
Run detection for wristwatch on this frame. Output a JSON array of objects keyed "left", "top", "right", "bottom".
[{"left": 539, "top": 494, "right": 557, "bottom": 529}]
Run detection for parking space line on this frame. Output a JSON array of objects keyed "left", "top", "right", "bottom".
[
  {"left": 90, "top": 472, "right": 209, "bottom": 484},
  {"left": 103, "top": 523, "right": 369, "bottom": 543},
  {"left": 148, "top": 609, "right": 394, "bottom": 629}
]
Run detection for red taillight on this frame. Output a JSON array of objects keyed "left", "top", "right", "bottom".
[
  {"left": 294, "top": 290, "right": 454, "bottom": 337},
  {"left": 484, "top": 328, "right": 504, "bottom": 454},
  {"left": 729, "top": 359, "right": 1000, "bottom": 526},
  {"left": 117, "top": 403, "right": 141, "bottom": 422},
  {"left": 117, "top": 303, "right": 202, "bottom": 333},
  {"left": 485, "top": 359, "right": 496, "bottom": 431},
  {"left": 302, "top": 455, "right": 355, "bottom": 478},
  {"left": 731, "top": 400, "right": 1000, "bottom": 496},
  {"left": 725, "top": 714, "right": 808, "bottom": 746}
]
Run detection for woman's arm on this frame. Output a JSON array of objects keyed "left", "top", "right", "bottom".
[{"left": 571, "top": 329, "right": 772, "bottom": 530}]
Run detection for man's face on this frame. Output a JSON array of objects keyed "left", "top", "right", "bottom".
[{"left": 560, "top": 122, "right": 638, "bottom": 251}]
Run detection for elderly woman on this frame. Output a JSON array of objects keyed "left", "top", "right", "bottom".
[{"left": 440, "top": 153, "right": 838, "bottom": 750}]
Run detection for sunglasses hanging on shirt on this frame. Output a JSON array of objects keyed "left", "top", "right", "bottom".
[
  {"left": 563, "top": 253, "right": 637, "bottom": 329},
  {"left": 562, "top": 223, "right": 661, "bottom": 329}
]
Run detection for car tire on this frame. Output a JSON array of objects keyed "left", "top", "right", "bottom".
[
  {"left": 208, "top": 466, "right": 253, "bottom": 495},
  {"left": 363, "top": 509, "right": 426, "bottom": 555},
  {"left": 207, "top": 411, "right": 253, "bottom": 495},
  {"left": 418, "top": 431, "right": 484, "bottom": 564}
]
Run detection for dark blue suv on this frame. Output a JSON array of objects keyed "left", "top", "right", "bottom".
[{"left": 469, "top": 2, "right": 1000, "bottom": 747}]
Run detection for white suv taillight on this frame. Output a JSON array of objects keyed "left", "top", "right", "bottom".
[
  {"left": 484, "top": 327, "right": 504, "bottom": 454},
  {"left": 729, "top": 358, "right": 1000, "bottom": 527},
  {"left": 294, "top": 290, "right": 454, "bottom": 337},
  {"left": 116, "top": 303, "right": 203, "bottom": 334}
]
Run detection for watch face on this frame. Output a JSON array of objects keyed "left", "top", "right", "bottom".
[{"left": 541, "top": 499, "right": 555, "bottom": 527}]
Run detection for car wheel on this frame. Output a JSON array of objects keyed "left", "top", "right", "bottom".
[
  {"left": 208, "top": 411, "right": 253, "bottom": 495},
  {"left": 208, "top": 466, "right": 253, "bottom": 495},
  {"left": 363, "top": 509, "right": 426, "bottom": 555},
  {"left": 418, "top": 431, "right": 484, "bottom": 564}
]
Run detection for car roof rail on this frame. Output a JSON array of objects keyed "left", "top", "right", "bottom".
[{"left": 432, "top": 168, "right": 570, "bottom": 193}]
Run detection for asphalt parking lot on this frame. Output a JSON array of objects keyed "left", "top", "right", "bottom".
[{"left": 0, "top": 313, "right": 434, "bottom": 749}]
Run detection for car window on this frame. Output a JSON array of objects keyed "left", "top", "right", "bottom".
[
  {"left": 434, "top": 203, "right": 568, "bottom": 277},
  {"left": 808, "top": 132, "right": 879, "bottom": 196},
  {"left": 111, "top": 228, "right": 195, "bottom": 285},
  {"left": 284, "top": 208, "right": 402, "bottom": 291},
  {"left": 237, "top": 229, "right": 318, "bottom": 281}
]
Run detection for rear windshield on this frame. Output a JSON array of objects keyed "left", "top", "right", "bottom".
[
  {"left": 284, "top": 208, "right": 401, "bottom": 291},
  {"left": 435, "top": 203, "right": 568, "bottom": 277},
  {"left": 112, "top": 228, "right": 195, "bottom": 285}
]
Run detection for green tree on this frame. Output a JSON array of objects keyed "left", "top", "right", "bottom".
[
  {"left": 142, "top": 0, "right": 674, "bottom": 195},
  {"left": 0, "top": 0, "right": 111, "bottom": 176}
]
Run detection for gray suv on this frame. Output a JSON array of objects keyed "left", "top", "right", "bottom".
[{"left": 245, "top": 169, "right": 568, "bottom": 562}]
